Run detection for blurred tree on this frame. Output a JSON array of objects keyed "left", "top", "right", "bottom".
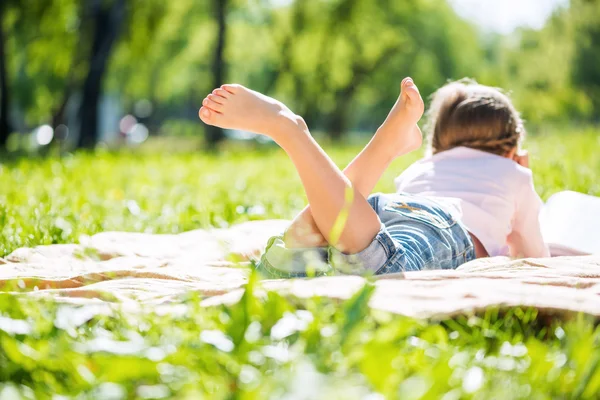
[
  {"left": 4, "top": 0, "right": 80, "bottom": 143},
  {"left": 77, "top": 0, "right": 126, "bottom": 148},
  {"left": 4, "top": 0, "right": 596, "bottom": 150},
  {"left": 571, "top": 0, "right": 600, "bottom": 120},
  {"left": 2, "top": 0, "right": 164, "bottom": 149},
  {"left": 108, "top": 0, "right": 211, "bottom": 138},
  {"left": 249, "top": 0, "right": 482, "bottom": 139},
  {"left": 488, "top": 0, "right": 600, "bottom": 124},
  {"left": 319, "top": 0, "right": 403, "bottom": 139},
  {"left": 51, "top": 2, "right": 87, "bottom": 134},
  {"left": 205, "top": 0, "right": 229, "bottom": 148},
  {"left": 0, "top": 2, "right": 11, "bottom": 148},
  {"left": 0, "top": 0, "right": 498, "bottom": 148}
]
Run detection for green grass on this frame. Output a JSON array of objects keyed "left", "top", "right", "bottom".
[{"left": 0, "top": 128, "right": 599, "bottom": 398}]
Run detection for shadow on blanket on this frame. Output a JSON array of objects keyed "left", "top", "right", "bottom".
[{"left": 2, "top": 220, "right": 599, "bottom": 319}]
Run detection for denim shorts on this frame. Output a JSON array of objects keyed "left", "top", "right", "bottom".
[{"left": 255, "top": 192, "right": 476, "bottom": 278}]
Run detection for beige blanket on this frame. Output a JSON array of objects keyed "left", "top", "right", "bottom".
[{"left": 2, "top": 220, "right": 599, "bottom": 318}]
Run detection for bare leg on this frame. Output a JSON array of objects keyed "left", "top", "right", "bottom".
[
  {"left": 199, "top": 80, "right": 424, "bottom": 253},
  {"left": 199, "top": 86, "right": 377, "bottom": 253},
  {"left": 283, "top": 78, "right": 425, "bottom": 247}
]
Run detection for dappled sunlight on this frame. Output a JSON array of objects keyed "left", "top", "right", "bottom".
[{"left": 1, "top": 0, "right": 599, "bottom": 397}]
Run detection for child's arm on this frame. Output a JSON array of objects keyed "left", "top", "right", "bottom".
[{"left": 507, "top": 170, "right": 550, "bottom": 258}]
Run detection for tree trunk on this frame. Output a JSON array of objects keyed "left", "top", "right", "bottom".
[
  {"left": 77, "top": 0, "right": 125, "bottom": 149},
  {"left": 205, "top": 0, "right": 228, "bottom": 149},
  {"left": 0, "top": 4, "right": 12, "bottom": 149},
  {"left": 327, "top": 88, "right": 353, "bottom": 141},
  {"left": 326, "top": 40, "right": 400, "bottom": 140},
  {"left": 52, "top": 91, "right": 70, "bottom": 129}
]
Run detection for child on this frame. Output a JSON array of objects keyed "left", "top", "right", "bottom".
[
  {"left": 394, "top": 79, "right": 549, "bottom": 260},
  {"left": 198, "top": 78, "right": 549, "bottom": 277}
]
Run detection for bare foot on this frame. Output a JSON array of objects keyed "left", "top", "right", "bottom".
[
  {"left": 198, "top": 84, "right": 307, "bottom": 140},
  {"left": 374, "top": 77, "right": 424, "bottom": 158}
]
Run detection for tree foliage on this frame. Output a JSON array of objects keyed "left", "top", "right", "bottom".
[
  {"left": 488, "top": 0, "right": 600, "bottom": 124},
  {"left": 1, "top": 0, "right": 598, "bottom": 150}
]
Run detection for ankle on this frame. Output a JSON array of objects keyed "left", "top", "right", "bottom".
[
  {"left": 370, "top": 130, "right": 402, "bottom": 161},
  {"left": 270, "top": 114, "right": 312, "bottom": 146}
]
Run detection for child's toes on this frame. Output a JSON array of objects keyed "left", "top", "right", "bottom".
[
  {"left": 203, "top": 97, "right": 224, "bottom": 112},
  {"left": 402, "top": 78, "right": 419, "bottom": 92},
  {"left": 208, "top": 94, "right": 225, "bottom": 105},
  {"left": 212, "top": 89, "right": 230, "bottom": 99},
  {"left": 199, "top": 107, "right": 217, "bottom": 125},
  {"left": 221, "top": 84, "right": 241, "bottom": 94},
  {"left": 401, "top": 79, "right": 421, "bottom": 102}
]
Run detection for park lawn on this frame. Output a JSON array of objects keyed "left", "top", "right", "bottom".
[{"left": 0, "top": 127, "right": 599, "bottom": 398}]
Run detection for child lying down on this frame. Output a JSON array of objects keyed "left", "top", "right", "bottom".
[{"left": 199, "top": 78, "right": 549, "bottom": 277}]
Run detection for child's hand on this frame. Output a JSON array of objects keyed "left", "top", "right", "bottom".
[{"left": 513, "top": 150, "right": 529, "bottom": 168}]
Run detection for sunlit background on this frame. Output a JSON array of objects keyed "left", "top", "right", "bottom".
[
  {"left": 0, "top": 0, "right": 598, "bottom": 151},
  {"left": 450, "top": 0, "right": 568, "bottom": 33},
  {"left": 0, "top": 3, "right": 599, "bottom": 397}
]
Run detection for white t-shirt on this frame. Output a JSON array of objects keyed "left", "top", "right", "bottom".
[{"left": 394, "top": 147, "right": 550, "bottom": 258}]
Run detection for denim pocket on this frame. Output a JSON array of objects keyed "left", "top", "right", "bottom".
[{"left": 382, "top": 196, "right": 457, "bottom": 230}]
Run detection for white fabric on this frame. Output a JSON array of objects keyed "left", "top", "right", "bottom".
[
  {"left": 4, "top": 221, "right": 600, "bottom": 319},
  {"left": 541, "top": 191, "right": 600, "bottom": 255},
  {"left": 394, "top": 147, "right": 550, "bottom": 258}
]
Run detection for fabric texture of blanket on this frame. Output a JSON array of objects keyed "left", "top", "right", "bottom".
[{"left": 2, "top": 220, "right": 599, "bottom": 319}]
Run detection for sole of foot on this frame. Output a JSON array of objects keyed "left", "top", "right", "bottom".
[
  {"left": 198, "top": 84, "right": 307, "bottom": 141},
  {"left": 376, "top": 77, "right": 425, "bottom": 158}
]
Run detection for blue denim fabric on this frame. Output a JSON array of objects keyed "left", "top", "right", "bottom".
[{"left": 255, "top": 192, "right": 476, "bottom": 278}]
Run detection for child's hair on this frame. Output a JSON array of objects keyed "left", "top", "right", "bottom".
[{"left": 424, "top": 79, "right": 525, "bottom": 156}]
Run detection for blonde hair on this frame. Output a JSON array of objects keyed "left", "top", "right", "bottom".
[{"left": 425, "top": 79, "right": 525, "bottom": 156}]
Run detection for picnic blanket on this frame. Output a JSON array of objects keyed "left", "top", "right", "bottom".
[{"left": 2, "top": 220, "right": 600, "bottom": 319}]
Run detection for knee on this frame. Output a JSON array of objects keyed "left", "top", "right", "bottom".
[
  {"left": 335, "top": 216, "right": 382, "bottom": 255},
  {"left": 335, "top": 230, "right": 379, "bottom": 255}
]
